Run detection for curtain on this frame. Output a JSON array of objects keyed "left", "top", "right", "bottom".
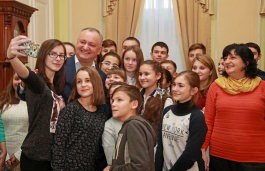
[
  {"left": 103, "top": 0, "right": 145, "bottom": 54},
  {"left": 173, "top": 0, "right": 213, "bottom": 69},
  {"left": 137, "top": 0, "right": 184, "bottom": 72}
]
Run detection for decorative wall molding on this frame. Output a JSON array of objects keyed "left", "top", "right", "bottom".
[
  {"left": 103, "top": 0, "right": 118, "bottom": 17},
  {"left": 195, "top": 0, "right": 214, "bottom": 15}
]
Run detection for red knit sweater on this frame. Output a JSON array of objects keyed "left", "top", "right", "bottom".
[{"left": 203, "top": 81, "right": 265, "bottom": 162}]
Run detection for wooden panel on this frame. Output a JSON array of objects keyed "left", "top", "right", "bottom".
[
  {"left": 0, "top": 0, "right": 37, "bottom": 92},
  {"left": 0, "top": 62, "right": 13, "bottom": 92}
]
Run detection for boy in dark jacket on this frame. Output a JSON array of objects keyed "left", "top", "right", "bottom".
[{"left": 104, "top": 84, "right": 156, "bottom": 171}]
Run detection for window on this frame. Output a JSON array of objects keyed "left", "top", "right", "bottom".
[{"left": 137, "top": 0, "right": 184, "bottom": 71}]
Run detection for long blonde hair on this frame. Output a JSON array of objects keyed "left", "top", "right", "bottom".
[{"left": 191, "top": 55, "right": 217, "bottom": 95}]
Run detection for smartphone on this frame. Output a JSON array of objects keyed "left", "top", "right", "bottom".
[{"left": 19, "top": 41, "right": 40, "bottom": 58}]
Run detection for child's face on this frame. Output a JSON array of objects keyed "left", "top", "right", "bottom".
[
  {"left": 111, "top": 91, "right": 137, "bottom": 121},
  {"left": 151, "top": 46, "right": 168, "bottom": 63},
  {"left": 65, "top": 44, "right": 75, "bottom": 58},
  {"left": 161, "top": 62, "right": 175, "bottom": 77},
  {"left": 101, "top": 45, "right": 116, "bottom": 56},
  {"left": 218, "top": 58, "right": 224, "bottom": 75},
  {"left": 191, "top": 60, "right": 212, "bottom": 82},
  {"left": 188, "top": 48, "right": 203, "bottom": 64},
  {"left": 161, "top": 73, "right": 170, "bottom": 89},
  {"left": 45, "top": 45, "right": 65, "bottom": 72},
  {"left": 105, "top": 74, "right": 125, "bottom": 89},
  {"left": 76, "top": 70, "right": 94, "bottom": 98},
  {"left": 123, "top": 50, "right": 137, "bottom": 73},
  {"left": 171, "top": 75, "right": 196, "bottom": 103},
  {"left": 139, "top": 64, "right": 161, "bottom": 89},
  {"left": 100, "top": 55, "right": 120, "bottom": 74}
]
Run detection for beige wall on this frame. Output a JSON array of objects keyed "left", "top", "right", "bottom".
[
  {"left": 213, "top": 0, "right": 263, "bottom": 68},
  {"left": 70, "top": 0, "right": 103, "bottom": 43},
  {"left": 54, "top": 0, "right": 103, "bottom": 43},
  {"left": 54, "top": 0, "right": 69, "bottom": 42}
]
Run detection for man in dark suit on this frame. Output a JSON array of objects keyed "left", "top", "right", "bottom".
[
  {"left": 63, "top": 27, "right": 108, "bottom": 171},
  {"left": 63, "top": 27, "right": 106, "bottom": 103}
]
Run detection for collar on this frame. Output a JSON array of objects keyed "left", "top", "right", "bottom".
[
  {"left": 140, "top": 88, "right": 159, "bottom": 98},
  {"left": 172, "top": 100, "right": 196, "bottom": 116},
  {"left": 75, "top": 55, "right": 96, "bottom": 71}
]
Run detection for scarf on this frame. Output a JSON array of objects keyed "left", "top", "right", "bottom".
[
  {"left": 215, "top": 76, "right": 261, "bottom": 95},
  {"left": 50, "top": 91, "right": 65, "bottom": 133}
]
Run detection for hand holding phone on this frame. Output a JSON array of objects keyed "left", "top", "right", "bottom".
[{"left": 19, "top": 41, "right": 40, "bottom": 58}]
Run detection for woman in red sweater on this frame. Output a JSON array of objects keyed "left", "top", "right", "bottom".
[{"left": 202, "top": 43, "right": 265, "bottom": 171}]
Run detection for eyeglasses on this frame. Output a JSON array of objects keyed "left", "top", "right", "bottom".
[
  {"left": 102, "top": 61, "right": 119, "bottom": 69},
  {"left": 48, "top": 52, "right": 65, "bottom": 60}
]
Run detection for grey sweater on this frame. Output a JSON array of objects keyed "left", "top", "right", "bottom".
[
  {"left": 111, "top": 115, "right": 156, "bottom": 171},
  {"left": 21, "top": 71, "right": 54, "bottom": 161}
]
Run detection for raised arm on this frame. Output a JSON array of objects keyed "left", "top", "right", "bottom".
[{"left": 6, "top": 35, "right": 31, "bottom": 79}]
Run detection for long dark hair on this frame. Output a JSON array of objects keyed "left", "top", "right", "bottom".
[
  {"left": 142, "top": 95, "right": 163, "bottom": 134},
  {"left": 0, "top": 73, "right": 20, "bottom": 112},
  {"left": 35, "top": 39, "right": 66, "bottom": 94},
  {"left": 121, "top": 46, "right": 144, "bottom": 88}
]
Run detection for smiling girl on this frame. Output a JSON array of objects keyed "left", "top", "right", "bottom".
[
  {"left": 139, "top": 60, "right": 173, "bottom": 132},
  {"left": 139, "top": 60, "right": 162, "bottom": 105},
  {"left": 52, "top": 67, "right": 106, "bottom": 170},
  {"left": 99, "top": 52, "right": 121, "bottom": 74},
  {"left": 0, "top": 73, "right": 28, "bottom": 171},
  {"left": 191, "top": 55, "right": 217, "bottom": 109},
  {"left": 155, "top": 71, "right": 207, "bottom": 171},
  {"left": 7, "top": 36, "right": 66, "bottom": 171}
]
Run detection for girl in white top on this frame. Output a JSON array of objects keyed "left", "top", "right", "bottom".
[
  {"left": 155, "top": 71, "right": 207, "bottom": 171},
  {"left": 0, "top": 73, "right": 28, "bottom": 171}
]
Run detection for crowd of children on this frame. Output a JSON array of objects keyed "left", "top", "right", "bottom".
[{"left": 0, "top": 27, "right": 264, "bottom": 171}]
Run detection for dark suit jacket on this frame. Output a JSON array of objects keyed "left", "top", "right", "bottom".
[{"left": 63, "top": 56, "right": 107, "bottom": 103}]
